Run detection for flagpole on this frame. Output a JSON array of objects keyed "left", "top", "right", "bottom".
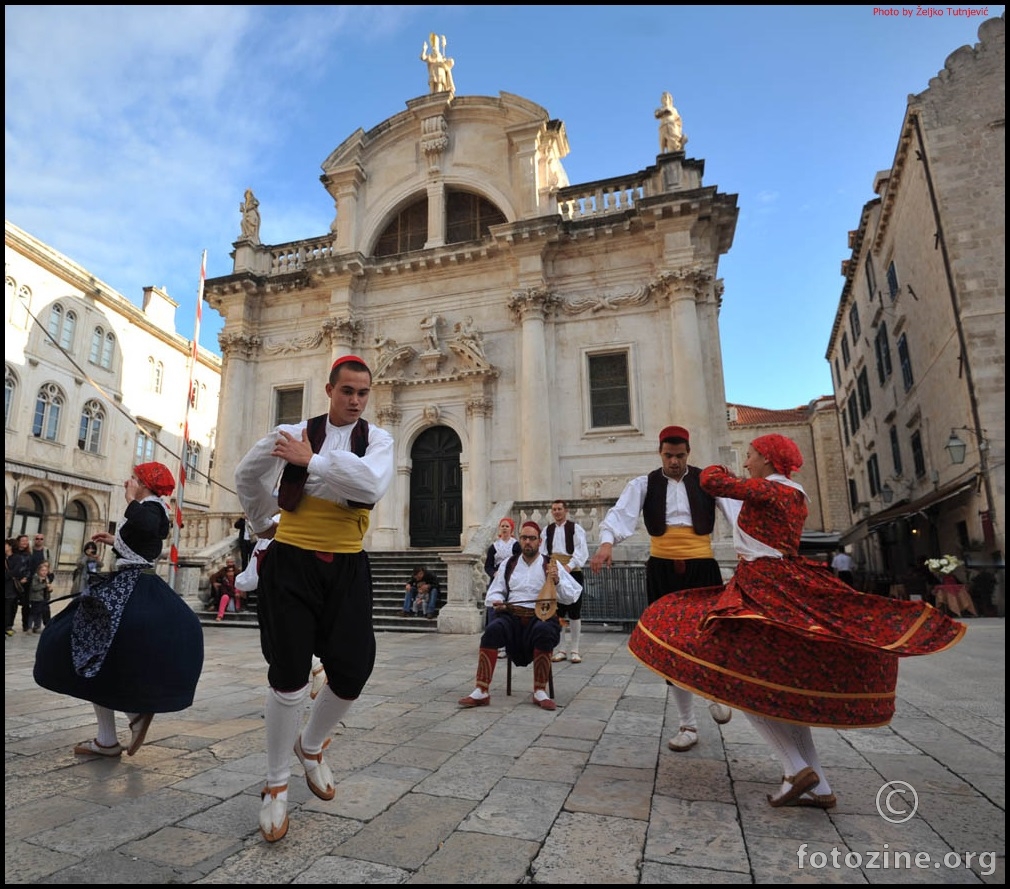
[{"left": 170, "top": 250, "right": 206, "bottom": 591}]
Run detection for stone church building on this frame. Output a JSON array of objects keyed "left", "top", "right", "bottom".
[{"left": 205, "top": 50, "right": 740, "bottom": 626}]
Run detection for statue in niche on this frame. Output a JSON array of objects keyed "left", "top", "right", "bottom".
[
  {"left": 655, "top": 92, "right": 687, "bottom": 154},
  {"left": 448, "top": 316, "right": 490, "bottom": 369},
  {"left": 420, "top": 313, "right": 442, "bottom": 352},
  {"left": 420, "top": 32, "right": 455, "bottom": 95},
  {"left": 239, "top": 188, "right": 261, "bottom": 242}
]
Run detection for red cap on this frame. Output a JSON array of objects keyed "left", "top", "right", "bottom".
[
  {"left": 521, "top": 521, "right": 541, "bottom": 537},
  {"left": 331, "top": 354, "right": 370, "bottom": 373},
  {"left": 133, "top": 462, "right": 176, "bottom": 497},
  {"left": 659, "top": 425, "right": 690, "bottom": 444}
]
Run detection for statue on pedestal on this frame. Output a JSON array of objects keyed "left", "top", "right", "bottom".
[
  {"left": 239, "top": 188, "right": 261, "bottom": 243},
  {"left": 655, "top": 92, "right": 687, "bottom": 154},
  {"left": 421, "top": 33, "right": 455, "bottom": 95}
]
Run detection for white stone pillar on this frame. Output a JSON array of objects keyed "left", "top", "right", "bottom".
[
  {"left": 369, "top": 403, "right": 402, "bottom": 551},
  {"left": 509, "top": 288, "right": 556, "bottom": 498},
  {"left": 465, "top": 395, "right": 492, "bottom": 536},
  {"left": 666, "top": 282, "right": 709, "bottom": 440},
  {"left": 212, "top": 333, "right": 261, "bottom": 516}
]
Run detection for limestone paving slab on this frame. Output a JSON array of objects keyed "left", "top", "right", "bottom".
[{"left": 530, "top": 811, "right": 647, "bottom": 884}]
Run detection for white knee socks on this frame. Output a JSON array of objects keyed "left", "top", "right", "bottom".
[
  {"left": 569, "top": 618, "right": 582, "bottom": 654},
  {"left": 670, "top": 684, "right": 697, "bottom": 729},
  {"left": 745, "top": 713, "right": 832, "bottom": 794},
  {"left": 300, "top": 684, "right": 354, "bottom": 754},
  {"left": 265, "top": 685, "right": 308, "bottom": 789},
  {"left": 93, "top": 704, "right": 118, "bottom": 747}
]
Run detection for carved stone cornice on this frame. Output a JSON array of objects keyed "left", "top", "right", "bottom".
[
  {"left": 218, "top": 332, "right": 261, "bottom": 359},
  {"left": 420, "top": 113, "right": 449, "bottom": 173},
  {"left": 507, "top": 287, "right": 558, "bottom": 323}
]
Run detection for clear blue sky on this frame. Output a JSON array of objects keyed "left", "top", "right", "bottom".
[{"left": 5, "top": 5, "right": 1000, "bottom": 410}]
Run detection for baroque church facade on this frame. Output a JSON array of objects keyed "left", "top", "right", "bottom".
[{"left": 205, "top": 49, "right": 740, "bottom": 624}]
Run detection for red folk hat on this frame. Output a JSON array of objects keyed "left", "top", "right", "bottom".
[
  {"left": 330, "top": 354, "right": 370, "bottom": 374},
  {"left": 751, "top": 434, "right": 803, "bottom": 478},
  {"left": 659, "top": 425, "right": 690, "bottom": 444},
  {"left": 520, "top": 521, "right": 542, "bottom": 537},
  {"left": 133, "top": 462, "right": 176, "bottom": 497}
]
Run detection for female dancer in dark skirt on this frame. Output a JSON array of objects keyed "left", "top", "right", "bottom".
[
  {"left": 34, "top": 462, "right": 204, "bottom": 757},
  {"left": 629, "top": 434, "right": 965, "bottom": 808}
]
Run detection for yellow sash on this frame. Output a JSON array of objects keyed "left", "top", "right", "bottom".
[
  {"left": 275, "top": 494, "right": 369, "bottom": 553},
  {"left": 549, "top": 553, "right": 572, "bottom": 567},
  {"left": 649, "top": 525, "right": 713, "bottom": 560}
]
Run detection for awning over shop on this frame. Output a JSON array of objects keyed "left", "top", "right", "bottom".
[{"left": 837, "top": 476, "right": 978, "bottom": 547}]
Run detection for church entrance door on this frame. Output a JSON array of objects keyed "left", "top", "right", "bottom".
[{"left": 409, "top": 426, "right": 462, "bottom": 548}]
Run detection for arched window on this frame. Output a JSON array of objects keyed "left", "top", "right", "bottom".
[
  {"left": 32, "top": 382, "right": 64, "bottom": 441},
  {"left": 135, "top": 426, "right": 158, "bottom": 463},
  {"left": 5, "top": 364, "right": 17, "bottom": 429},
  {"left": 78, "top": 399, "right": 105, "bottom": 453},
  {"left": 8, "top": 279, "right": 30, "bottom": 328},
  {"left": 47, "top": 303, "right": 77, "bottom": 349},
  {"left": 446, "top": 189, "right": 507, "bottom": 244},
  {"left": 374, "top": 197, "right": 429, "bottom": 257},
  {"left": 13, "top": 490, "right": 45, "bottom": 537},
  {"left": 61, "top": 500, "right": 89, "bottom": 568},
  {"left": 154, "top": 360, "right": 164, "bottom": 394},
  {"left": 190, "top": 378, "right": 200, "bottom": 409},
  {"left": 185, "top": 441, "right": 201, "bottom": 481},
  {"left": 90, "top": 327, "right": 105, "bottom": 364},
  {"left": 101, "top": 330, "right": 115, "bottom": 368}
]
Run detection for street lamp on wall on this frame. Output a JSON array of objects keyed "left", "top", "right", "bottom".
[
  {"left": 880, "top": 483, "right": 895, "bottom": 504},
  {"left": 944, "top": 430, "right": 968, "bottom": 465}
]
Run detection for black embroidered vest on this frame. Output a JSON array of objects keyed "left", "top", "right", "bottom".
[
  {"left": 642, "top": 466, "right": 715, "bottom": 537},
  {"left": 503, "top": 553, "right": 552, "bottom": 602},
  {"left": 545, "top": 520, "right": 575, "bottom": 555},
  {"left": 276, "top": 415, "right": 372, "bottom": 512}
]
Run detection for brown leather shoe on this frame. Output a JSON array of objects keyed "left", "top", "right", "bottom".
[
  {"left": 767, "top": 767, "right": 819, "bottom": 807},
  {"left": 458, "top": 694, "right": 490, "bottom": 708},
  {"left": 532, "top": 694, "right": 557, "bottom": 711}
]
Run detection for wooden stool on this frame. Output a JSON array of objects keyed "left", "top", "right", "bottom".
[{"left": 506, "top": 658, "right": 555, "bottom": 698}]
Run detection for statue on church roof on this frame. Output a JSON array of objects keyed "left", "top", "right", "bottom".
[
  {"left": 421, "top": 32, "right": 455, "bottom": 96},
  {"left": 239, "top": 188, "right": 261, "bottom": 243},
  {"left": 655, "top": 91, "right": 687, "bottom": 154}
]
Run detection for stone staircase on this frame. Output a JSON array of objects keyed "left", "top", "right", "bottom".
[{"left": 194, "top": 550, "right": 450, "bottom": 634}]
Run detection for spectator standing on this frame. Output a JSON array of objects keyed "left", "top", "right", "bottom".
[
  {"left": 28, "top": 560, "right": 53, "bottom": 632},
  {"left": 72, "top": 542, "right": 103, "bottom": 595},
  {"left": 30, "top": 533, "right": 54, "bottom": 626},
  {"left": 6, "top": 539, "right": 23, "bottom": 636},
  {"left": 235, "top": 516, "right": 255, "bottom": 570},
  {"left": 541, "top": 500, "right": 589, "bottom": 664},
  {"left": 10, "top": 535, "right": 33, "bottom": 632},
  {"left": 830, "top": 549, "right": 855, "bottom": 587}
]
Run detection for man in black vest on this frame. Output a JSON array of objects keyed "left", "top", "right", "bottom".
[
  {"left": 541, "top": 500, "right": 589, "bottom": 664},
  {"left": 235, "top": 355, "right": 395, "bottom": 844},
  {"left": 589, "top": 425, "right": 740, "bottom": 752}
]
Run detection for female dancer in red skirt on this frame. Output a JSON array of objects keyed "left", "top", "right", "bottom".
[{"left": 629, "top": 434, "right": 965, "bottom": 808}]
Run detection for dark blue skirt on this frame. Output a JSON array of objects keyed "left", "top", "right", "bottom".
[{"left": 34, "top": 572, "right": 204, "bottom": 713}]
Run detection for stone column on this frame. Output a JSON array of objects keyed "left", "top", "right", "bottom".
[
  {"left": 370, "top": 403, "right": 402, "bottom": 551},
  {"left": 664, "top": 275, "right": 710, "bottom": 441},
  {"left": 465, "top": 395, "right": 493, "bottom": 536},
  {"left": 322, "top": 314, "right": 362, "bottom": 367},
  {"left": 212, "top": 332, "right": 261, "bottom": 515},
  {"left": 424, "top": 179, "right": 446, "bottom": 249},
  {"left": 508, "top": 288, "right": 557, "bottom": 498},
  {"left": 437, "top": 552, "right": 485, "bottom": 634}
]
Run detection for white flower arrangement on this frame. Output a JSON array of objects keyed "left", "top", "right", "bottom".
[{"left": 925, "top": 555, "right": 962, "bottom": 575}]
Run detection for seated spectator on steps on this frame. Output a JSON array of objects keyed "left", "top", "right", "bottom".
[{"left": 403, "top": 565, "right": 441, "bottom": 619}]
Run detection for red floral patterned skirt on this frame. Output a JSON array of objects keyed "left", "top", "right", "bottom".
[{"left": 628, "top": 557, "right": 966, "bottom": 728}]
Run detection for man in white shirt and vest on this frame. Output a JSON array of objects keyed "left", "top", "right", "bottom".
[
  {"left": 540, "top": 499, "right": 589, "bottom": 664},
  {"left": 590, "top": 425, "right": 739, "bottom": 751},
  {"left": 235, "top": 355, "right": 394, "bottom": 843}
]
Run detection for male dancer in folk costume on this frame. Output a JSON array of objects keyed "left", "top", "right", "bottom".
[
  {"left": 235, "top": 355, "right": 394, "bottom": 842},
  {"left": 541, "top": 500, "right": 589, "bottom": 664},
  {"left": 459, "top": 521, "right": 582, "bottom": 711},
  {"left": 590, "top": 425, "right": 741, "bottom": 751},
  {"left": 630, "top": 434, "right": 964, "bottom": 808}
]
